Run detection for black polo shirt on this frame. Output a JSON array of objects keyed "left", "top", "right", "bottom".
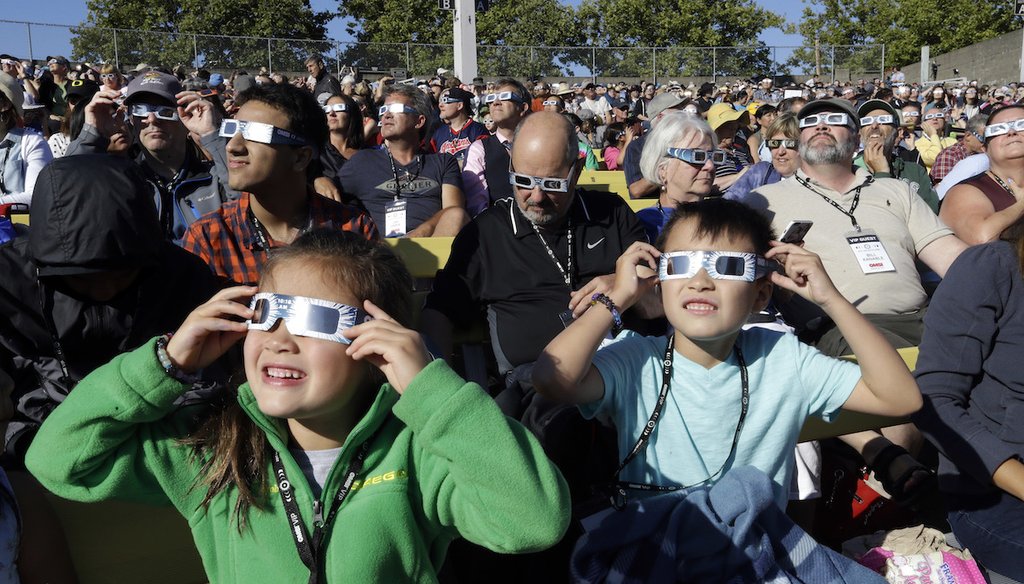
[{"left": 424, "top": 190, "right": 645, "bottom": 372}]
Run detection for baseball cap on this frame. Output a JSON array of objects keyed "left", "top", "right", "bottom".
[
  {"left": 707, "top": 102, "right": 749, "bottom": 131},
  {"left": 648, "top": 92, "right": 686, "bottom": 119},
  {"left": 125, "top": 71, "right": 182, "bottom": 105},
  {"left": 583, "top": 83, "right": 596, "bottom": 90},
  {"left": 66, "top": 79, "right": 100, "bottom": 104},
  {"left": 234, "top": 74, "right": 255, "bottom": 94},
  {"left": 208, "top": 73, "right": 224, "bottom": 87},
  {"left": 857, "top": 99, "right": 899, "bottom": 126},
  {"left": 443, "top": 87, "right": 474, "bottom": 113},
  {"left": 798, "top": 98, "right": 860, "bottom": 129}
]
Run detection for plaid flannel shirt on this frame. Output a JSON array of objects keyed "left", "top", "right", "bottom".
[
  {"left": 181, "top": 190, "right": 379, "bottom": 285},
  {"left": 929, "top": 140, "right": 968, "bottom": 184}
]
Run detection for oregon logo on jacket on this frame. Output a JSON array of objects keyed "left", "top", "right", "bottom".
[{"left": 351, "top": 469, "right": 409, "bottom": 491}]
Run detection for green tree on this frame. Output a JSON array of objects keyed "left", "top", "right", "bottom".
[
  {"left": 790, "top": 0, "right": 1018, "bottom": 75},
  {"left": 336, "top": 0, "right": 576, "bottom": 77},
  {"left": 574, "top": 0, "right": 783, "bottom": 78},
  {"left": 72, "top": 0, "right": 330, "bottom": 72}
]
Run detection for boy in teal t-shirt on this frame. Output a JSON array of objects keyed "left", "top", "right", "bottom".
[{"left": 533, "top": 197, "right": 923, "bottom": 505}]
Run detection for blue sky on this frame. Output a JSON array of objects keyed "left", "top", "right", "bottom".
[{"left": 0, "top": 0, "right": 807, "bottom": 62}]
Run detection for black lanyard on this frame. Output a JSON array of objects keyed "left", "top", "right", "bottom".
[
  {"left": 795, "top": 174, "right": 871, "bottom": 231},
  {"left": 272, "top": 431, "right": 378, "bottom": 584},
  {"left": 610, "top": 334, "right": 748, "bottom": 507},
  {"left": 988, "top": 171, "right": 1016, "bottom": 197},
  {"left": 526, "top": 211, "right": 574, "bottom": 289},
  {"left": 384, "top": 146, "right": 422, "bottom": 200},
  {"left": 248, "top": 206, "right": 313, "bottom": 251}
]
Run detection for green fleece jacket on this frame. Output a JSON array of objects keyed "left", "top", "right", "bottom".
[
  {"left": 854, "top": 153, "right": 940, "bottom": 214},
  {"left": 26, "top": 338, "right": 571, "bottom": 583}
]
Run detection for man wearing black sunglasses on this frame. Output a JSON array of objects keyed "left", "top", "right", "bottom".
[{"left": 67, "top": 70, "right": 238, "bottom": 244}]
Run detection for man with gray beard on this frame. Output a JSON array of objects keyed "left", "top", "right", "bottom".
[
  {"left": 749, "top": 98, "right": 968, "bottom": 507},
  {"left": 853, "top": 99, "right": 939, "bottom": 213},
  {"left": 751, "top": 98, "right": 965, "bottom": 347}
]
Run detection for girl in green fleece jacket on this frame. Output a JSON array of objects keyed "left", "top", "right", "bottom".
[{"left": 26, "top": 230, "right": 570, "bottom": 583}]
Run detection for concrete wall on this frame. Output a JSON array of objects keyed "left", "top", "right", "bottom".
[{"left": 901, "top": 28, "right": 1022, "bottom": 85}]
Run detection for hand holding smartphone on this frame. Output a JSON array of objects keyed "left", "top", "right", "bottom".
[{"left": 780, "top": 220, "right": 813, "bottom": 244}]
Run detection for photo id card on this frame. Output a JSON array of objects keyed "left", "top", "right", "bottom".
[
  {"left": 846, "top": 229, "right": 896, "bottom": 274},
  {"left": 384, "top": 198, "right": 407, "bottom": 238}
]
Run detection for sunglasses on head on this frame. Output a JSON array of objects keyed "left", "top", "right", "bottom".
[
  {"left": 666, "top": 148, "right": 726, "bottom": 166},
  {"left": 659, "top": 251, "right": 776, "bottom": 282},
  {"left": 508, "top": 162, "right": 574, "bottom": 192},
  {"left": 483, "top": 91, "right": 524, "bottom": 104},
  {"left": 219, "top": 119, "right": 307, "bottom": 146},
  {"left": 323, "top": 103, "right": 348, "bottom": 113},
  {"left": 765, "top": 139, "right": 797, "bottom": 150},
  {"left": 923, "top": 112, "right": 946, "bottom": 121},
  {"left": 984, "top": 118, "right": 1024, "bottom": 138},
  {"left": 859, "top": 115, "right": 895, "bottom": 126},
  {"left": 130, "top": 103, "right": 179, "bottom": 121},
  {"left": 378, "top": 103, "right": 419, "bottom": 116},
  {"left": 247, "top": 293, "right": 371, "bottom": 345},
  {"left": 798, "top": 113, "right": 851, "bottom": 128}
]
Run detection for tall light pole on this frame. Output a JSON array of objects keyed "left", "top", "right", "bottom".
[{"left": 453, "top": 0, "right": 479, "bottom": 81}]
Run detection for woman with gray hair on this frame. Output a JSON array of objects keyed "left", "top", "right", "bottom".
[{"left": 635, "top": 110, "right": 717, "bottom": 242}]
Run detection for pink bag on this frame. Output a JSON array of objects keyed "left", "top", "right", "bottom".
[{"left": 857, "top": 548, "right": 987, "bottom": 584}]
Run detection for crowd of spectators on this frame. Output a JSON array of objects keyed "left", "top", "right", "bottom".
[{"left": 2, "top": 50, "right": 1024, "bottom": 582}]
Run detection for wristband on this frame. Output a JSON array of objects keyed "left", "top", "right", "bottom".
[
  {"left": 590, "top": 293, "right": 623, "bottom": 337},
  {"left": 155, "top": 333, "right": 201, "bottom": 384}
]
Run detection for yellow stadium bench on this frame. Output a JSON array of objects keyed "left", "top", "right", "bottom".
[
  {"left": 798, "top": 347, "right": 918, "bottom": 442},
  {"left": 578, "top": 170, "right": 629, "bottom": 200},
  {"left": 385, "top": 237, "right": 454, "bottom": 280},
  {"left": 626, "top": 199, "right": 656, "bottom": 213}
]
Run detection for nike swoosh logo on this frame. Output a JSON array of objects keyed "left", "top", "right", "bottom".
[{"left": 586, "top": 238, "right": 605, "bottom": 250}]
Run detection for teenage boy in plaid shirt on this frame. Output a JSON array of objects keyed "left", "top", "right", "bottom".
[{"left": 183, "top": 84, "right": 377, "bottom": 285}]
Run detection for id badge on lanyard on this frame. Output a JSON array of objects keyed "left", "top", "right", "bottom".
[
  {"left": 384, "top": 198, "right": 407, "bottom": 238},
  {"left": 845, "top": 228, "right": 896, "bottom": 274}
]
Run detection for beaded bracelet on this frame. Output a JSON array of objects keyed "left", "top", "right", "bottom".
[
  {"left": 155, "top": 333, "right": 202, "bottom": 384},
  {"left": 590, "top": 293, "right": 623, "bottom": 337}
]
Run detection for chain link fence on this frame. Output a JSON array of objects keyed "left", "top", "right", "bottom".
[{"left": 0, "top": 20, "right": 885, "bottom": 84}]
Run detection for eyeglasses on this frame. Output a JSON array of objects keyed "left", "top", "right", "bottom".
[
  {"left": 483, "top": 91, "right": 525, "bottom": 104},
  {"left": 798, "top": 113, "right": 851, "bottom": 128},
  {"left": 984, "top": 118, "right": 1024, "bottom": 138},
  {"left": 665, "top": 148, "right": 726, "bottom": 166},
  {"left": 508, "top": 163, "right": 574, "bottom": 192},
  {"left": 219, "top": 119, "right": 307, "bottom": 146},
  {"left": 322, "top": 103, "right": 349, "bottom": 113},
  {"left": 859, "top": 115, "right": 895, "bottom": 126},
  {"left": 765, "top": 139, "right": 798, "bottom": 150},
  {"left": 100, "top": 73, "right": 118, "bottom": 80},
  {"left": 542, "top": 100, "right": 560, "bottom": 106},
  {"left": 902, "top": 111, "right": 920, "bottom": 119},
  {"left": 378, "top": 103, "right": 419, "bottom": 116},
  {"left": 658, "top": 251, "right": 776, "bottom": 282},
  {"left": 923, "top": 112, "right": 946, "bottom": 121},
  {"left": 247, "top": 293, "right": 371, "bottom": 345},
  {"left": 129, "top": 103, "right": 179, "bottom": 121}
]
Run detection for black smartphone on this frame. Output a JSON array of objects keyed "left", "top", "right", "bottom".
[{"left": 781, "top": 220, "right": 813, "bottom": 243}]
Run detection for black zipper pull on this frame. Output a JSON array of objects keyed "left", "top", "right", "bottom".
[{"left": 312, "top": 499, "right": 324, "bottom": 529}]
